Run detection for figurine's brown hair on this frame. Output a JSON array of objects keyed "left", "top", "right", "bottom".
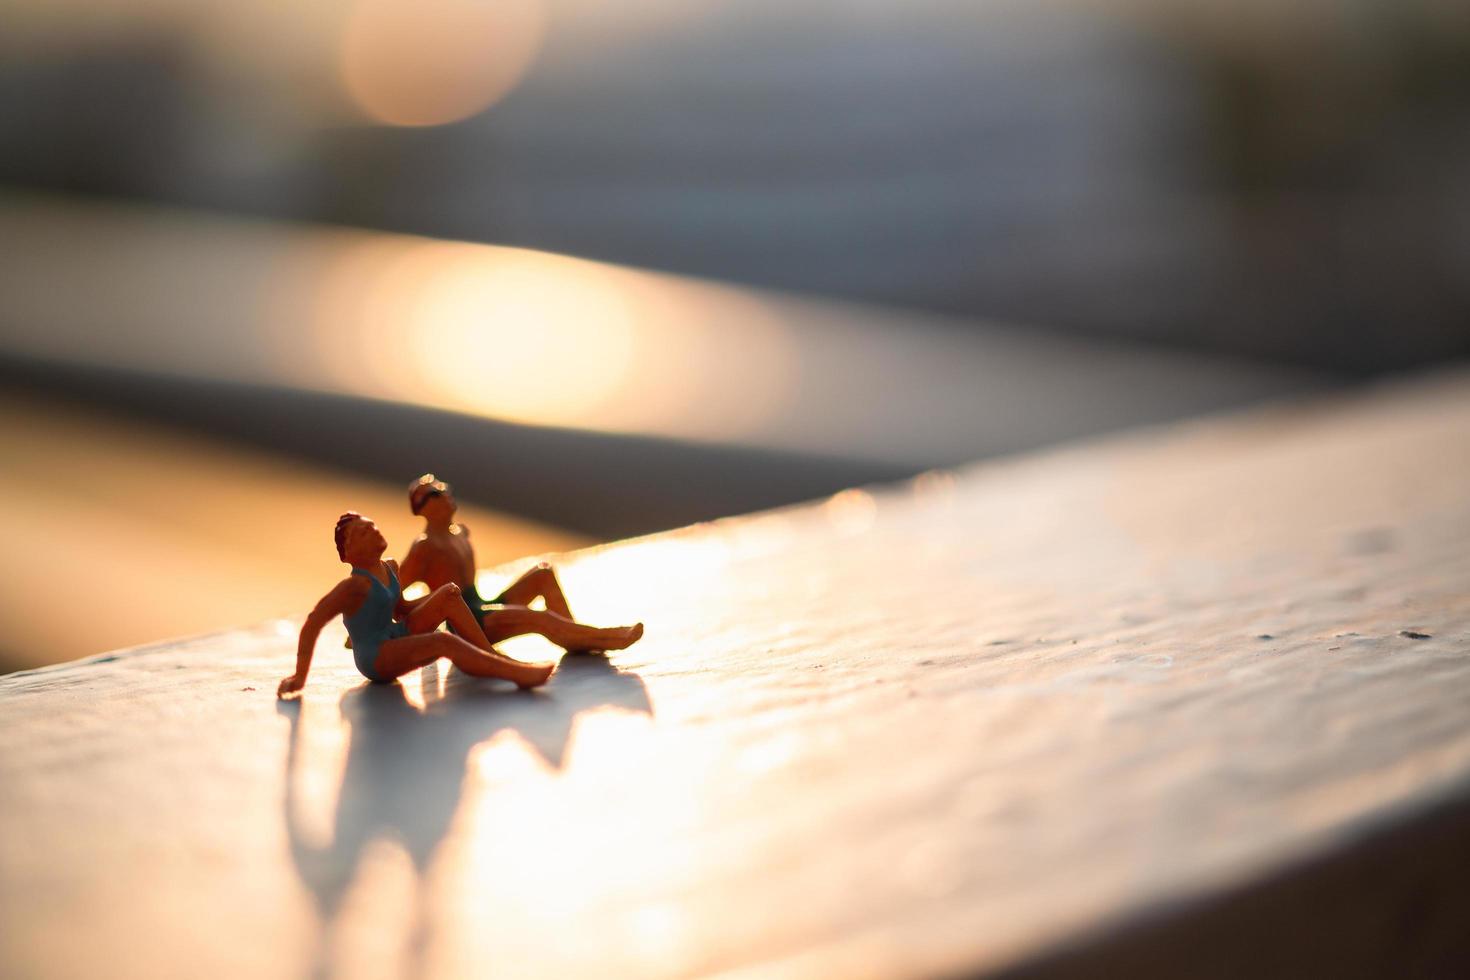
[
  {"left": 409, "top": 473, "right": 447, "bottom": 514},
  {"left": 334, "top": 511, "right": 362, "bottom": 562}
]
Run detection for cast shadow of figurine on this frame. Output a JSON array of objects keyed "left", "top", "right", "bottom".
[{"left": 278, "top": 654, "right": 651, "bottom": 979}]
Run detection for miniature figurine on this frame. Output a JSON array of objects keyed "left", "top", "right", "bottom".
[
  {"left": 277, "top": 512, "right": 555, "bottom": 698},
  {"left": 398, "top": 474, "right": 644, "bottom": 653}
]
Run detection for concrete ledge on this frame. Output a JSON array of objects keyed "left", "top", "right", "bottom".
[{"left": 2, "top": 369, "right": 1468, "bottom": 979}]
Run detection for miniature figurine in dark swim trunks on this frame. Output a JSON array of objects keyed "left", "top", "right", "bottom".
[
  {"left": 278, "top": 512, "right": 555, "bottom": 698},
  {"left": 397, "top": 474, "right": 644, "bottom": 653}
]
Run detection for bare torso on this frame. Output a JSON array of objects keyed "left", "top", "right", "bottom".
[{"left": 402, "top": 525, "right": 477, "bottom": 591}]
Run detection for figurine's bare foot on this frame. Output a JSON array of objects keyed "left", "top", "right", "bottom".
[
  {"left": 514, "top": 661, "right": 556, "bottom": 690},
  {"left": 605, "top": 623, "right": 644, "bottom": 650},
  {"left": 577, "top": 623, "right": 643, "bottom": 653}
]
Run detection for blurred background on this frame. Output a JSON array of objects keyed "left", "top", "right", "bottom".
[{"left": 1, "top": 0, "right": 1467, "bottom": 670}]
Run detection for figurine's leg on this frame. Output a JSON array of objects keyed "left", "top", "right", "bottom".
[
  {"left": 406, "top": 585, "right": 496, "bottom": 651},
  {"left": 373, "top": 633, "right": 554, "bottom": 689},
  {"left": 495, "top": 563, "right": 572, "bottom": 618},
  {"left": 481, "top": 606, "right": 643, "bottom": 651}
]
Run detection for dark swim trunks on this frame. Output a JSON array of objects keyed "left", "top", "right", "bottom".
[
  {"left": 445, "top": 581, "right": 512, "bottom": 635},
  {"left": 463, "top": 581, "right": 512, "bottom": 613}
]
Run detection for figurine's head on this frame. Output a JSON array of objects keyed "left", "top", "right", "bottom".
[
  {"left": 334, "top": 512, "right": 387, "bottom": 565},
  {"left": 408, "top": 473, "right": 456, "bottom": 520}
]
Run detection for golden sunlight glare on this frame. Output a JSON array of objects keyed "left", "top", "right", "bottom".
[
  {"left": 296, "top": 234, "right": 795, "bottom": 439},
  {"left": 2, "top": 196, "right": 802, "bottom": 450},
  {"left": 409, "top": 249, "right": 640, "bottom": 427}
]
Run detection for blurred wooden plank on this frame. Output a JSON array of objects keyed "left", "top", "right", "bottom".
[
  {"left": 0, "top": 192, "right": 1325, "bottom": 538},
  {"left": 0, "top": 388, "right": 589, "bottom": 672},
  {"left": 2, "top": 370, "right": 1469, "bottom": 979}
]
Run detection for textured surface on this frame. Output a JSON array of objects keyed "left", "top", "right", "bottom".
[{"left": 3, "top": 371, "right": 1469, "bottom": 979}]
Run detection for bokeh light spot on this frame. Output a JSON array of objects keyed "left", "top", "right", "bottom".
[{"left": 340, "top": 0, "right": 545, "bottom": 127}]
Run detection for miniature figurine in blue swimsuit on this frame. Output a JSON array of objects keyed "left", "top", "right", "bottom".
[
  {"left": 278, "top": 512, "right": 556, "bottom": 698},
  {"left": 342, "top": 560, "right": 411, "bottom": 681},
  {"left": 398, "top": 474, "right": 643, "bottom": 653}
]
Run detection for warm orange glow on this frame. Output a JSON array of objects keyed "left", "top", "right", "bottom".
[
  {"left": 293, "top": 233, "right": 797, "bottom": 443},
  {"left": 339, "top": 0, "right": 544, "bottom": 127},
  {"left": 408, "top": 249, "right": 640, "bottom": 427},
  {"left": 2, "top": 195, "right": 805, "bottom": 455}
]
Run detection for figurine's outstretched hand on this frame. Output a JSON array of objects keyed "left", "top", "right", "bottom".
[{"left": 278, "top": 673, "right": 307, "bottom": 699}]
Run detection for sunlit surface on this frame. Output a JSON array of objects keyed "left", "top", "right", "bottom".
[
  {"left": 275, "top": 646, "right": 681, "bottom": 977},
  {"left": 340, "top": 0, "right": 544, "bottom": 126},
  {"left": 823, "top": 487, "right": 877, "bottom": 536},
  {"left": 5, "top": 374, "right": 1470, "bottom": 978}
]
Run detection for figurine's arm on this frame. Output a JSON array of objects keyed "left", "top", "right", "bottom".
[
  {"left": 397, "top": 541, "right": 427, "bottom": 589},
  {"left": 278, "top": 578, "right": 363, "bottom": 698},
  {"left": 387, "top": 558, "right": 434, "bottom": 619}
]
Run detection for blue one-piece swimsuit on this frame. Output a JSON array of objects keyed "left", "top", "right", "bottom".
[{"left": 344, "top": 565, "right": 410, "bottom": 682}]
